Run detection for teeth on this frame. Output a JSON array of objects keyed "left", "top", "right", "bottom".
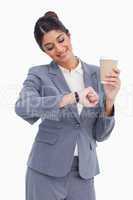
[{"left": 60, "top": 54, "right": 65, "bottom": 57}]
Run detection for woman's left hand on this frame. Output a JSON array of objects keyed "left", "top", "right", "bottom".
[
  {"left": 103, "top": 68, "right": 121, "bottom": 102},
  {"left": 102, "top": 68, "right": 121, "bottom": 116}
]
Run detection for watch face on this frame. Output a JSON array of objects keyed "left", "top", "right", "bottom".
[{"left": 75, "top": 92, "right": 79, "bottom": 103}]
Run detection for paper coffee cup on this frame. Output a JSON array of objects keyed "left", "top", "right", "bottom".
[{"left": 100, "top": 58, "right": 118, "bottom": 83}]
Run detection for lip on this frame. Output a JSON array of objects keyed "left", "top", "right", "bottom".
[{"left": 57, "top": 50, "right": 68, "bottom": 58}]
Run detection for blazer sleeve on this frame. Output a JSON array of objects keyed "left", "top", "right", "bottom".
[
  {"left": 93, "top": 68, "right": 115, "bottom": 142},
  {"left": 15, "top": 68, "right": 65, "bottom": 125}
]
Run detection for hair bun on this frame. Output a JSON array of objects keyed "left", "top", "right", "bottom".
[{"left": 44, "top": 11, "right": 59, "bottom": 20}]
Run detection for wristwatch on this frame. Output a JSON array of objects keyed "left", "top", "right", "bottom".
[{"left": 74, "top": 91, "right": 79, "bottom": 103}]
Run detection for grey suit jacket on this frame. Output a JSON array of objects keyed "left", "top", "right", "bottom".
[{"left": 15, "top": 59, "right": 115, "bottom": 178}]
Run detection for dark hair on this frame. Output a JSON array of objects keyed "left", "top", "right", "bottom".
[{"left": 34, "top": 11, "right": 69, "bottom": 51}]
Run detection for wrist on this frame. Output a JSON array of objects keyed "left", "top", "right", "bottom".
[
  {"left": 104, "top": 99, "right": 114, "bottom": 116},
  {"left": 59, "top": 93, "right": 76, "bottom": 108},
  {"left": 105, "top": 99, "right": 114, "bottom": 107},
  {"left": 65, "top": 93, "right": 76, "bottom": 105}
]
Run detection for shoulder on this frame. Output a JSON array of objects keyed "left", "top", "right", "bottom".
[
  {"left": 23, "top": 64, "right": 51, "bottom": 88},
  {"left": 28, "top": 64, "right": 50, "bottom": 75},
  {"left": 82, "top": 60, "right": 100, "bottom": 75}
]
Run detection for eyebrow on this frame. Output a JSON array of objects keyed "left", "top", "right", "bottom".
[{"left": 43, "top": 33, "right": 64, "bottom": 47}]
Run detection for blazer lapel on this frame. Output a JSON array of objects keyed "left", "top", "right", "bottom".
[
  {"left": 82, "top": 61, "right": 98, "bottom": 91},
  {"left": 48, "top": 61, "right": 80, "bottom": 122},
  {"left": 80, "top": 61, "right": 99, "bottom": 118},
  {"left": 48, "top": 61, "right": 71, "bottom": 93}
]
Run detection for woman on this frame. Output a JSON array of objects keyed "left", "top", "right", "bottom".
[{"left": 15, "top": 11, "right": 120, "bottom": 200}]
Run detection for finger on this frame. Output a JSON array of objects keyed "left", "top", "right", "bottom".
[
  {"left": 104, "top": 77, "right": 120, "bottom": 83},
  {"left": 105, "top": 74, "right": 119, "bottom": 78},
  {"left": 88, "top": 87, "right": 98, "bottom": 96},
  {"left": 88, "top": 86, "right": 96, "bottom": 93},
  {"left": 89, "top": 101, "right": 99, "bottom": 107},
  {"left": 106, "top": 68, "right": 120, "bottom": 77},
  {"left": 87, "top": 92, "right": 98, "bottom": 98},
  {"left": 106, "top": 71, "right": 120, "bottom": 77},
  {"left": 87, "top": 94, "right": 99, "bottom": 102},
  {"left": 90, "top": 101, "right": 99, "bottom": 105},
  {"left": 88, "top": 94, "right": 99, "bottom": 102},
  {"left": 112, "top": 68, "right": 120, "bottom": 74},
  {"left": 88, "top": 96, "right": 99, "bottom": 102},
  {"left": 104, "top": 78, "right": 119, "bottom": 82},
  {"left": 103, "top": 81, "right": 119, "bottom": 87}
]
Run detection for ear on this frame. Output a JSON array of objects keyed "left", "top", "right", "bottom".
[
  {"left": 41, "top": 45, "right": 46, "bottom": 53},
  {"left": 67, "top": 32, "right": 71, "bottom": 38}
]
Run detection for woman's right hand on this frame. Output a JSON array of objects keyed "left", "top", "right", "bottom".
[{"left": 78, "top": 87, "right": 99, "bottom": 107}]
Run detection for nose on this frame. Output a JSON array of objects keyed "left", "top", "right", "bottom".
[{"left": 55, "top": 43, "right": 64, "bottom": 53}]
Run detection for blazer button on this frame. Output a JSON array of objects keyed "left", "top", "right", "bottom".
[{"left": 75, "top": 123, "right": 80, "bottom": 128}]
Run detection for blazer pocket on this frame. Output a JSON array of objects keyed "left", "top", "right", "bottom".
[
  {"left": 35, "top": 132, "right": 59, "bottom": 145},
  {"left": 39, "top": 119, "right": 63, "bottom": 129}
]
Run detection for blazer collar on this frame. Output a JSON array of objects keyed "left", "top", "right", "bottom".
[
  {"left": 48, "top": 59, "right": 97, "bottom": 91},
  {"left": 48, "top": 60, "right": 71, "bottom": 93},
  {"left": 48, "top": 59, "right": 98, "bottom": 122}
]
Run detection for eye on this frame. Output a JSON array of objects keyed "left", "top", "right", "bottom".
[
  {"left": 45, "top": 45, "right": 54, "bottom": 51},
  {"left": 46, "top": 47, "right": 54, "bottom": 51},
  {"left": 58, "top": 37, "right": 65, "bottom": 43}
]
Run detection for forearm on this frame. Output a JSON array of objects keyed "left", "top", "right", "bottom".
[
  {"left": 93, "top": 106, "right": 115, "bottom": 142},
  {"left": 15, "top": 89, "right": 77, "bottom": 124},
  {"left": 93, "top": 91, "right": 115, "bottom": 141}
]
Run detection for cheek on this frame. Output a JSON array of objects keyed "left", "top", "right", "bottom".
[
  {"left": 46, "top": 51, "right": 56, "bottom": 58},
  {"left": 65, "top": 41, "right": 72, "bottom": 50},
  {"left": 64, "top": 37, "right": 72, "bottom": 49},
  {"left": 68, "top": 41, "right": 73, "bottom": 50}
]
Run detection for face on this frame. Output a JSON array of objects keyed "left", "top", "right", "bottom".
[{"left": 42, "top": 30, "right": 74, "bottom": 65}]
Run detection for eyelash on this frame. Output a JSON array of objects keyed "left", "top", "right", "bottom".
[
  {"left": 47, "top": 38, "right": 65, "bottom": 51},
  {"left": 58, "top": 38, "right": 64, "bottom": 43},
  {"left": 47, "top": 47, "right": 54, "bottom": 51}
]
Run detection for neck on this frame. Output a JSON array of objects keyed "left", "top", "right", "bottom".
[{"left": 57, "top": 56, "right": 79, "bottom": 71}]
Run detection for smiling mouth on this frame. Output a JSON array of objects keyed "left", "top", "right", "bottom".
[{"left": 58, "top": 51, "right": 68, "bottom": 58}]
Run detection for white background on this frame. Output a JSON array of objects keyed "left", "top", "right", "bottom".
[{"left": 0, "top": 0, "right": 133, "bottom": 199}]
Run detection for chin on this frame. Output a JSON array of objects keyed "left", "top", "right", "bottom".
[{"left": 58, "top": 55, "right": 70, "bottom": 64}]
